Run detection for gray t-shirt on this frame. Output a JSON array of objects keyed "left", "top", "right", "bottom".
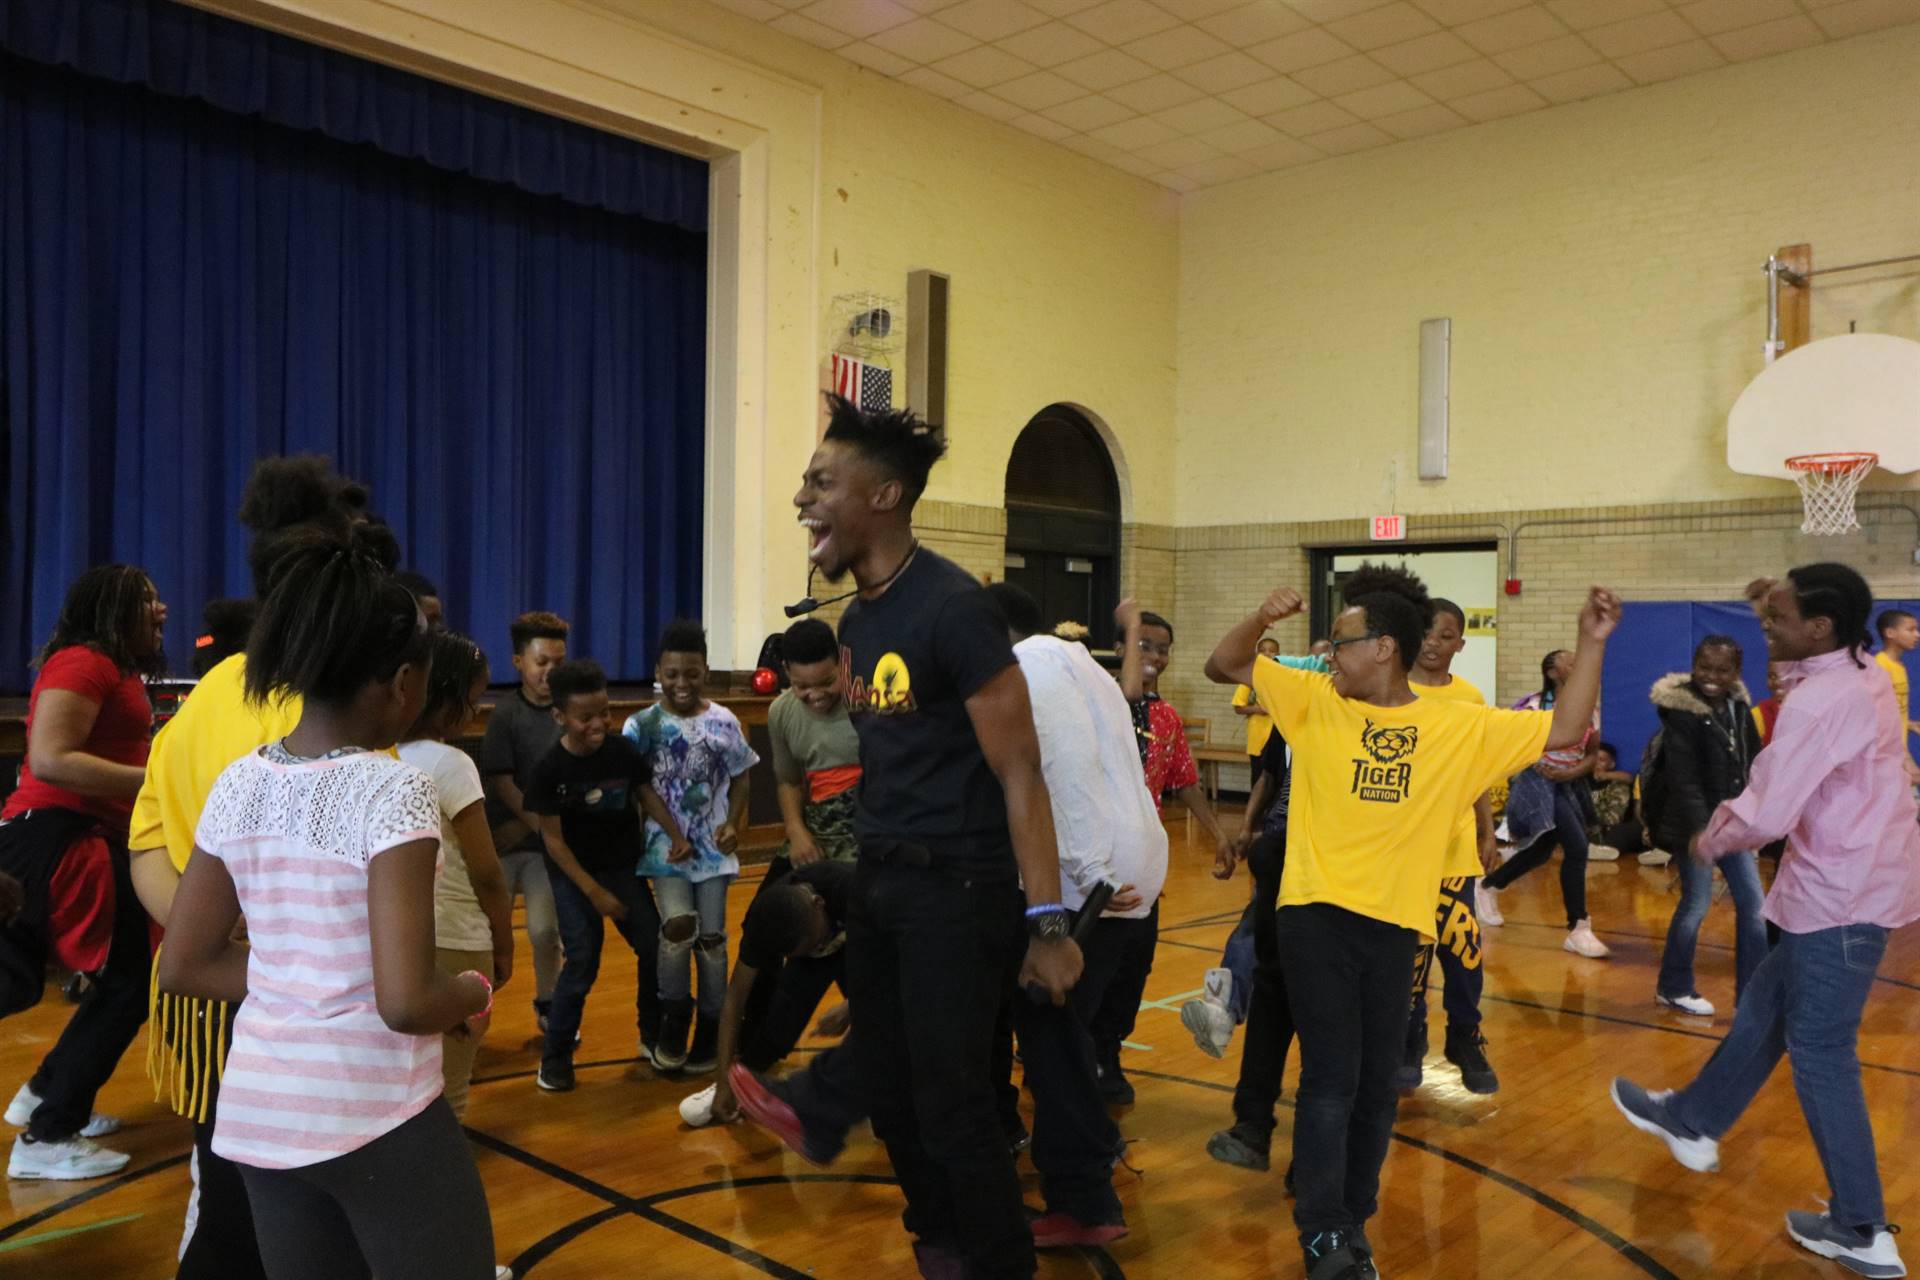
[
  {"left": 481, "top": 689, "right": 561, "bottom": 854},
  {"left": 767, "top": 688, "right": 861, "bottom": 789}
]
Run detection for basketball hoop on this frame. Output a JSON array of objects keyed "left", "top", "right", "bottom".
[{"left": 1786, "top": 452, "right": 1877, "bottom": 535}]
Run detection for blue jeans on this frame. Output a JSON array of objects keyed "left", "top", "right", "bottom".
[
  {"left": 1670, "top": 923, "right": 1890, "bottom": 1230},
  {"left": 651, "top": 872, "right": 732, "bottom": 1018},
  {"left": 1657, "top": 851, "right": 1767, "bottom": 1002},
  {"left": 545, "top": 863, "right": 660, "bottom": 1072},
  {"left": 1223, "top": 897, "right": 1258, "bottom": 1022}
]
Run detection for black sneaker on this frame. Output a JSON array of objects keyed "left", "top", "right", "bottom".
[
  {"left": 654, "top": 1000, "right": 693, "bottom": 1073},
  {"left": 1301, "top": 1229, "right": 1367, "bottom": 1280},
  {"left": 1391, "top": 1017, "right": 1428, "bottom": 1092},
  {"left": 1205, "top": 1122, "right": 1270, "bottom": 1171},
  {"left": 1096, "top": 1060, "right": 1135, "bottom": 1107},
  {"left": 1444, "top": 1026, "right": 1500, "bottom": 1095},
  {"left": 536, "top": 1060, "right": 575, "bottom": 1093},
  {"left": 1352, "top": 1225, "right": 1382, "bottom": 1279},
  {"left": 684, "top": 1013, "right": 720, "bottom": 1075}
]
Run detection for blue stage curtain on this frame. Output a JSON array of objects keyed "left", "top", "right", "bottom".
[{"left": 1, "top": 20, "right": 706, "bottom": 689}]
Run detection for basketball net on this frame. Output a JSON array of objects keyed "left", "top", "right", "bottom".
[{"left": 1787, "top": 452, "right": 1877, "bottom": 535}]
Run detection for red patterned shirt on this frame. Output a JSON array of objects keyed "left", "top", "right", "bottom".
[{"left": 1131, "top": 695, "right": 1197, "bottom": 813}]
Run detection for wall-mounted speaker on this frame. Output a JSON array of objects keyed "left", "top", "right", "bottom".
[
  {"left": 1418, "top": 317, "right": 1449, "bottom": 481},
  {"left": 908, "top": 269, "right": 949, "bottom": 431}
]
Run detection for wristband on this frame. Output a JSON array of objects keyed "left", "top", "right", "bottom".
[
  {"left": 1024, "top": 903, "right": 1069, "bottom": 918},
  {"left": 458, "top": 969, "right": 494, "bottom": 1018}
]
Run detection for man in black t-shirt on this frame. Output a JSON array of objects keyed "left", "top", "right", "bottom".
[{"left": 742, "top": 394, "right": 1080, "bottom": 1280}]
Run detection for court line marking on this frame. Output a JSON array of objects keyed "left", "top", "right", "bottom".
[
  {"left": 0, "top": 1152, "right": 188, "bottom": 1245},
  {"left": 0, "top": 1210, "right": 142, "bottom": 1254}
]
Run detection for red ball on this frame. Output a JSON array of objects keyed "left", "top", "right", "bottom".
[{"left": 751, "top": 666, "right": 779, "bottom": 696}]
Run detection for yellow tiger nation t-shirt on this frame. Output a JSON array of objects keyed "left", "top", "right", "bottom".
[
  {"left": 1252, "top": 661, "right": 1551, "bottom": 939},
  {"left": 1412, "top": 674, "right": 1491, "bottom": 879},
  {"left": 1232, "top": 682, "right": 1275, "bottom": 756}
]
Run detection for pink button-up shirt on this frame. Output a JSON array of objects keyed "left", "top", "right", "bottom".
[{"left": 1699, "top": 647, "right": 1920, "bottom": 933}]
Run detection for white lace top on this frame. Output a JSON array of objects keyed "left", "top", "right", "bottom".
[{"left": 195, "top": 745, "right": 444, "bottom": 1169}]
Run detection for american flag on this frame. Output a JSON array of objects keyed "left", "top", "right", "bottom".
[{"left": 831, "top": 352, "right": 893, "bottom": 411}]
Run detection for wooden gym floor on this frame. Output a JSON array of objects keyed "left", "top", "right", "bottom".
[{"left": 3, "top": 818, "right": 1916, "bottom": 1279}]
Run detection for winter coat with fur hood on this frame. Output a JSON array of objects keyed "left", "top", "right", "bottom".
[{"left": 1648, "top": 672, "right": 1764, "bottom": 849}]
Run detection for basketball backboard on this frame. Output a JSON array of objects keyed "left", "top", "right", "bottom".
[{"left": 1727, "top": 333, "right": 1920, "bottom": 479}]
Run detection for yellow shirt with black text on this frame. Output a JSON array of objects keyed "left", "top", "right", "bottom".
[
  {"left": 1252, "top": 661, "right": 1551, "bottom": 938},
  {"left": 1411, "top": 674, "right": 1491, "bottom": 879},
  {"left": 1232, "top": 683, "right": 1275, "bottom": 757}
]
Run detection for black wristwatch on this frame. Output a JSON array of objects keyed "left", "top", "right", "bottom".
[{"left": 1027, "top": 908, "right": 1071, "bottom": 943}]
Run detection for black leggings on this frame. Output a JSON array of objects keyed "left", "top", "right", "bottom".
[
  {"left": 1484, "top": 783, "right": 1589, "bottom": 929},
  {"left": 236, "top": 1098, "right": 494, "bottom": 1280}
]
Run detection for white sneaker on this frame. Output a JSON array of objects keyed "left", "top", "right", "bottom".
[
  {"left": 679, "top": 1083, "right": 718, "bottom": 1128},
  {"left": 1657, "top": 992, "right": 1715, "bottom": 1017},
  {"left": 4, "top": 1085, "right": 119, "bottom": 1138},
  {"left": 1180, "top": 967, "right": 1236, "bottom": 1059},
  {"left": 1638, "top": 848, "right": 1673, "bottom": 867},
  {"left": 1564, "top": 919, "right": 1611, "bottom": 958},
  {"left": 1786, "top": 1210, "right": 1907, "bottom": 1278},
  {"left": 1610, "top": 1079, "right": 1720, "bottom": 1173},
  {"left": 1588, "top": 844, "right": 1621, "bottom": 862},
  {"left": 497, "top": 1267, "right": 515, "bottom": 1280},
  {"left": 8, "top": 1133, "right": 131, "bottom": 1180},
  {"left": 1474, "top": 882, "right": 1504, "bottom": 927}
]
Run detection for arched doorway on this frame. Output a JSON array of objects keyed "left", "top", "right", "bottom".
[{"left": 1003, "top": 405, "right": 1121, "bottom": 638}]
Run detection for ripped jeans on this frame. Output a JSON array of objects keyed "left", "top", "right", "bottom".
[{"left": 652, "top": 872, "right": 733, "bottom": 1018}]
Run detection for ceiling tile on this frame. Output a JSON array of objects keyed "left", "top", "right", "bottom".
[
  {"left": 1009, "top": 111, "right": 1079, "bottom": 139},
  {"left": 1238, "top": 136, "right": 1324, "bottom": 167},
  {"left": 1121, "top": 25, "right": 1235, "bottom": 70},
  {"left": 1583, "top": 11, "right": 1696, "bottom": 58},
  {"left": 1219, "top": 75, "right": 1320, "bottom": 113},
  {"left": 1334, "top": 79, "right": 1436, "bottom": 117},
  {"left": 1055, "top": 46, "right": 1162, "bottom": 88},
  {"left": 1676, "top": 0, "right": 1800, "bottom": 35},
  {"left": 1268, "top": 98, "right": 1361, "bottom": 133},
  {"left": 1409, "top": 55, "right": 1514, "bottom": 96},
  {"left": 934, "top": 0, "right": 1052, "bottom": 39},
  {"left": 1200, "top": 117, "right": 1288, "bottom": 150},
  {"left": 1491, "top": 32, "right": 1602, "bottom": 77},
  {"left": 1528, "top": 60, "right": 1633, "bottom": 100},
  {"left": 796, "top": 0, "right": 920, "bottom": 37},
  {"left": 1199, "top": 1, "right": 1312, "bottom": 44},
  {"left": 1136, "top": 135, "right": 1228, "bottom": 167},
  {"left": 1153, "top": 0, "right": 1250, "bottom": 16},
  {"left": 839, "top": 39, "right": 919, "bottom": 73},
  {"left": 1247, "top": 26, "right": 1359, "bottom": 71},
  {"left": 899, "top": 65, "right": 976, "bottom": 96},
  {"left": 1059, "top": 133, "right": 1132, "bottom": 161},
  {"left": 1301, "top": 121, "right": 1396, "bottom": 153},
  {"left": 1325, "top": 2, "right": 1443, "bottom": 51},
  {"left": 1107, "top": 73, "right": 1211, "bottom": 110},
  {"left": 1153, "top": 96, "right": 1255, "bottom": 132},
  {"left": 1172, "top": 50, "right": 1283, "bottom": 89},
  {"left": 955, "top": 89, "right": 1027, "bottom": 119},
  {"left": 1614, "top": 37, "right": 1724, "bottom": 81},
  {"left": 772, "top": 0, "right": 819, "bottom": 9},
  {"left": 1089, "top": 114, "right": 1185, "bottom": 147},
  {"left": 869, "top": 17, "right": 979, "bottom": 60},
  {"left": 1285, "top": 0, "right": 1398, "bottom": 19},
  {"left": 998, "top": 20, "right": 1108, "bottom": 64},
  {"left": 769, "top": 11, "right": 857, "bottom": 47},
  {"left": 1541, "top": 0, "right": 1668, "bottom": 29},
  {"left": 1180, "top": 153, "right": 1261, "bottom": 184},
  {"left": 995, "top": 68, "right": 1091, "bottom": 108},
  {"left": 1106, "top": 151, "right": 1164, "bottom": 175},
  {"left": 709, "top": 0, "right": 787, "bottom": 20},
  {"left": 1451, "top": 80, "right": 1548, "bottom": 118},
  {"left": 1371, "top": 29, "right": 1479, "bottom": 74},
  {"left": 1710, "top": 13, "right": 1826, "bottom": 60},
  {"left": 1812, "top": 0, "right": 1920, "bottom": 37},
  {"left": 1063, "top": 0, "right": 1186, "bottom": 40},
  {"left": 1376, "top": 101, "right": 1470, "bottom": 136},
  {"left": 1409, "top": 0, "right": 1533, "bottom": 20},
  {"left": 1041, "top": 93, "right": 1138, "bottom": 129},
  {"left": 1456, "top": 6, "right": 1570, "bottom": 53},
  {"left": 1154, "top": 170, "right": 1200, "bottom": 191},
  {"left": 895, "top": 0, "right": 963, "bottom": 10},
  {"left": 1293, "top": 52, "right": 1399, "bottom": 94},
  {"left": 1027, "top": 0, "right": 1106, "bottom": 12},
  {"left": 930, "top": 43, "right": 1041, "bottom": 85}
]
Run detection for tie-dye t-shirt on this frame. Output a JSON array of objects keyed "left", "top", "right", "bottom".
[{"left": 623, "top": 702, "right": 760, "bottom": 883}]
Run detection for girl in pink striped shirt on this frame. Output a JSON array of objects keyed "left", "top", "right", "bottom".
[{"left": 158, "top": 529, "right": 496, "bottom": 1280}]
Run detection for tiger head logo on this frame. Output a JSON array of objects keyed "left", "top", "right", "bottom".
[{"left": 1361, "top": 720, "right": 1418, "bottom": 764}]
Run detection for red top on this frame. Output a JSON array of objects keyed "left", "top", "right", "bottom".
[
  {"left": 2, "top": 646, "right": 153, "bottom": 833},
  {"left": 1136, "top": 696, "right": 1199, "bottom": 812}
]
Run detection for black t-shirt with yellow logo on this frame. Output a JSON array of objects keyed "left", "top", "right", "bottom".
[{"left": 838, "top": 548, "right": 1018, "bottom": 871}]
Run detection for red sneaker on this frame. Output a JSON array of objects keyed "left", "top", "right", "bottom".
[
  {"left": 1031, "top": 1212, "right": 1129, "bottom": 1249},
  {"left": 727, "top": 1063, "right": 827, "bottom": 1166}
]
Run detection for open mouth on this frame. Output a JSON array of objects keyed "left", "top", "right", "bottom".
[{"left": 799, "top": 515, "right": 831, "bottom": 564}]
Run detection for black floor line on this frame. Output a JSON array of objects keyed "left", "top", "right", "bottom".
[
  {"left": 470, "top": 1054, "right": 643, "bottom": 1086},
  {"left": 0, "top": 1150, "right": 190, "bottom": 1244},
  {"left": 1155, "top": 910, "right": 1244, "bottom": 934},
  {"left": 1123, "top": 1067, "right": 1682, "bottom": 1280},
  {"left": 1152, "top": 937, "right": 1220, "bottom": 954}
]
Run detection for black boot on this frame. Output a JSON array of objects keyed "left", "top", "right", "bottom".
[
  {"left": 1444, "top": 1025, "right": 1500, "bottom": 1095},
  {"left": 654, "top": 998, "right": 693, "bottom": 1072},
  {"left": 685, "top": 1010, "right": 720, "bottom": 1074}
]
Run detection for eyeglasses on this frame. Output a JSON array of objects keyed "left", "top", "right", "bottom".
[{"left": 1326, "top": 631, "right": 1383, "bottom": 654}]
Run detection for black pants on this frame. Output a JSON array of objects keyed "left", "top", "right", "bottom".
[
  {"left": 1017, "top": 916, "right": 1124, "bottom": 1224},
  {"left": 238, "top": 1098, "right": 493, "bottom": 1280},
  {"left": 1234, "top": 833, "right": 1294, "bottom": 1136},
  {"left": 1408, "top": 876, "right": 1482, "bottom": 1033},
  {"left": 1277, "top": 903, "right": 1418, "bottom": 1238},
  {"left": 1087, "top": 899, "right": 1158, "bottom": 1072},
  {"left": 178, "top": 1023, "right": 267, "bottom": 1280},
  {"left": 0, "top": 811, "right": 152, "bottom": 1142},
  {"left": 740, "top": 950, "right": 845, "bottom": 1072},
  {"left": 545, "top": 862, "right": 660, "bottom": 1072},
  {"left": 1484, "top": 783, "right": 1590, "bottom": 928},
  {"left": 848, "top": 853, "right": 1033, "bottom": 1279}
]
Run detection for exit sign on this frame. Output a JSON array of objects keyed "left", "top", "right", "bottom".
[{"left": 1370, "top": 514, "right": 1406, "bottom": 541}]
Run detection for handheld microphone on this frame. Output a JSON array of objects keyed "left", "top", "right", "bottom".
[{"left": 1024, "top": 881, "right": 1116, "bottom": 1005}]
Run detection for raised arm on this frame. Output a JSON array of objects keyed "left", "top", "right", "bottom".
[
  {"left": 1545, "top": 588, "right": 1622, "bottom": 752},
  {"left": 1116, "top": 599, "right": 1146, "bottom": 703},
  {"left": 1205, "top": 588, "right": 1304, "bottom": 688}
]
